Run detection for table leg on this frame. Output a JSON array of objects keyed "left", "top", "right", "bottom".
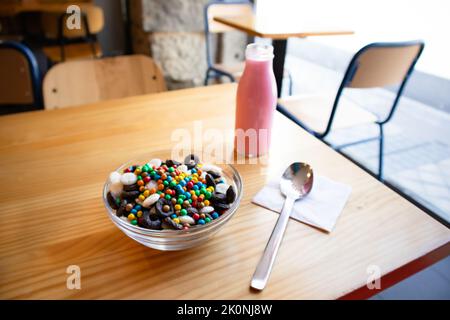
[{"left": 272, "top": 39, "right": 287, "bottom": 98}]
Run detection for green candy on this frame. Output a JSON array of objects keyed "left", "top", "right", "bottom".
[
  {"left": 168, "top": 167, "right": 175, "bottom": 173},
  {"left": 170, "top": 181, "right": 177, "bottom": 187},
  {"left": 131, "top": 220, "right": 138, "bottom": 225},
  {"left": 163, "top": 180, "right": 169, "bottom": 187},
  {"left": 180, "top": 209, "right": 187, "bottom": 216},
  {"left": 177, "top": 198, "right": 183, "bottom": 205},
  {"left": 165, "top": 194, "right": 171, "bottom": 200},
  {"left": 205, "top": 191, "right": 212, "bottom": 199},
  {"left": 205, "top": 217, "right": 211, "bottom": 223}
]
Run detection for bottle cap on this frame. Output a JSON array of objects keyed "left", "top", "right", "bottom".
[{"left": 245, "top": 43, "right": 274, "bottom": 61}]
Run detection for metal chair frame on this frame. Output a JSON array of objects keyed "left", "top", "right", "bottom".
[
  {"left": 204, "top": 0, "right": 252, "bottom": 85},
  {"left": 278, "top": 40, "right": 425, "bottom": 180},
  {"left": 203, "top": 0, "right": 293, "bottom": 94},
  {"left": 56, "top": 11, "right": 98, "bottom": 62}
]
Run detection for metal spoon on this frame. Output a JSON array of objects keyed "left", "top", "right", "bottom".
[{"left": 251, "top": 162, "right": 314, "bottom": 291}]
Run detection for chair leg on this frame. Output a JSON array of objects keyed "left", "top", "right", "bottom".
[
  {"left": 288, "top": 71, "right": 293, "bottom": 96},
  {"left": 378, "top": 124, "right": 384, "bottom": 181},
  {"left": 204, "top": 68, "right": 211, "bottom": 86}
]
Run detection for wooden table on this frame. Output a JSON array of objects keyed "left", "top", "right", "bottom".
[
  {"left": 214, "top": 14, "right": 353, "bottom": 97},
  {"left": 0, "top": 84, "right": 448, "bottom": 299}
]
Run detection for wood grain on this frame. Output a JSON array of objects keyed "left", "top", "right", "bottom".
[
  {"left": 213, "top": 14, "right": 354, "bottom": 39},
  {"left": 43, "top": 54, "right": 166, "bottom": 109},
  {"left": 0, "top": 83, "right": 448, "bottom": 299}
]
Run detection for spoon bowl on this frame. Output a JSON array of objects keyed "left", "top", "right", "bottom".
[{"left": 280, "top": 162, "right": 314, "bottom": 199}]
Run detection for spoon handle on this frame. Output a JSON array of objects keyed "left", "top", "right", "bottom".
[{"left": 251, "top": 196, "right": 295, "bottom": 290}]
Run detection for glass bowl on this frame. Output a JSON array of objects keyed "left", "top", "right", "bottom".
[{"left": 102, "top": 156, "right": 243, "bottom": 251}]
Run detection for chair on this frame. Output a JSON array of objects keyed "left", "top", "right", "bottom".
[
  {"left": 278, "top": 41, "right": 425, "bottom": 180},
  {"left": 40, "top": 5, "right": 104, "bottom": 63},
  {"left": 43, "top": 54, "right": 166, "bottom": 109},
  {"left": 203, "top": 0, "right": 292, "bottom": 93},
  {"left": 0, "top": 41, "right": 42, "bottom": 114}
]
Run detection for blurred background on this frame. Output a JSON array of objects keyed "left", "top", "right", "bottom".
[{"left": 1, "top": 0, "right": 449, "bottom": 299}]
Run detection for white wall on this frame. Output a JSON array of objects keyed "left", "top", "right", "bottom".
[{"left": 256, "top": 0, "right": 450, "bottom": 79}]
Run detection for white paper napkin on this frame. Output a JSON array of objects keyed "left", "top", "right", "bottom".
[{"left": 252, "top": 175, "right": 352, "bottom": 232}]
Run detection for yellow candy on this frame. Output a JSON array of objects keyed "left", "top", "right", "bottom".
[
  {"left": 204, "top": 200, "right": 210, "bottom": 206},
  {"left": 143, "top": 190, "right": 150, "bottom": 197},
  {"left": 173, "top": 218, "right": 180, "bottom": 224},
  {"left": 174, "top": 204, "right": 181, "bottom": 211},
  {"left": 127, "top": 213, "right": 136, "bottom": 221},
  {"left": 137, "top": 211, "right": 143, "bottom": 218},
  {"left": 138, "top": 195, "right": 145, "bottom": 201}
]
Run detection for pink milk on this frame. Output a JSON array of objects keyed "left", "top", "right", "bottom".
[{"left": 235, "top": 43, "right": 277, "bottom": 157}]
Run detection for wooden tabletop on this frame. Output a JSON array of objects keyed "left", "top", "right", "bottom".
[
  {"left": 0, "top": 84, "right": 448, "bottom": 299},
  {"left": 213, "top": 14, "right": 354, "bottom": 39}
]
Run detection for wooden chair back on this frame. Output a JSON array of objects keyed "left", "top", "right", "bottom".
[
  {"left": 0, "top": 42, "right": 41, "bottom": 108},
  {"left": 41, "top": 4, "right": 104, "bottom": 39},
  {"left": 43, "top": 54, "right": 166, "bottom": 109},
  {"left": 346, "top": 42, "right": 424, "bottom": 88}
]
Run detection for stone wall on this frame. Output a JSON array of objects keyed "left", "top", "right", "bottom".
[{"left": 130, "top": 0, "right": 247, "bottom": 89}]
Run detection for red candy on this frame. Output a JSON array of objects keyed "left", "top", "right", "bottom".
[
  {"left": 193, "top": 213, "right": 200, "bottom": 220},
  {"left": 144, "top": 176, "right": 151, "bottom": 183}
]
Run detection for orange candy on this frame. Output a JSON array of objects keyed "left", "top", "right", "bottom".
[
  {"left": 137, "top": 180, "right": 144, "bottom": 186},
  {"left": 157, "top": 184, "right": 164, "bottom": 191},
  {"left": 149, "top": 188, "right": 156, "bottom": 194}
]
